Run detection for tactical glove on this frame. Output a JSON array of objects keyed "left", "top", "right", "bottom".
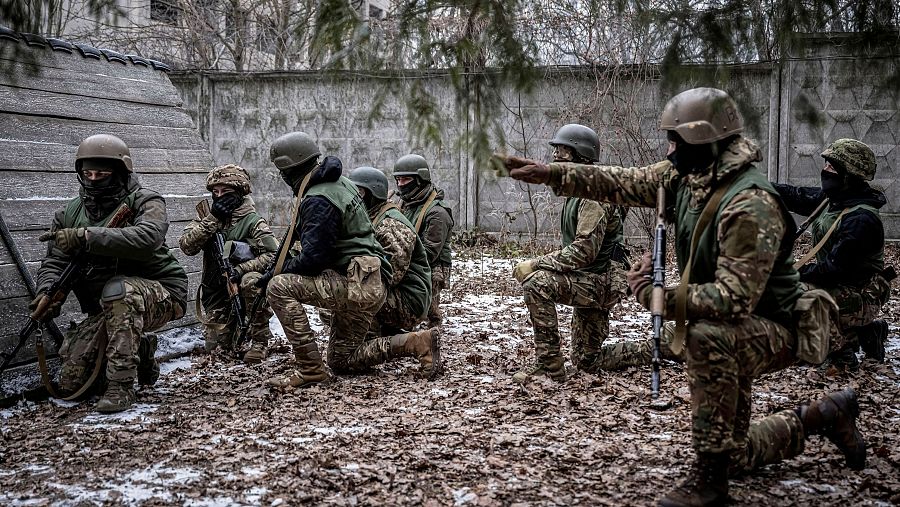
[
  {"left": 211, "top": 193, "right": 243, "bottom": 222},
  {"left": 29, "top": 293, "right": 62, "bottom": 320},
  {"left": 512, "top": 259, "right": 539, "bottom": 283},
  {"left": 254, "top": 269, "right": 275, "bottom": 290},
  {"left": 626, "top": 252, "right": 653, "bottom": 303},
  {"left": 38, "top": 227, "right": 86, "bottom": 255},
  {"left": 496, "top": 154, "right": 550, "bottom": 184}
]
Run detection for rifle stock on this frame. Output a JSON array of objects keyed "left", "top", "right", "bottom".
[{"left": 650, "top": 185, "right": 667, "bottom": 399}]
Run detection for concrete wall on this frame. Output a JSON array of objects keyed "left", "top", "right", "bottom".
[{"left": 171, "top": 33, "right": 900, "bottom": 240}]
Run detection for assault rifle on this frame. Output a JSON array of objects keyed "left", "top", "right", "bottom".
[
  {"left": 795, "top": 198, "right": 829, "bottom": 236},
  {"left": 650, "top": 185, "right": 666, "bottom": 401},
  {"left": 0, "top": 203, "right": 133, "bottom": 376},
  {"left": 196, "top": 200, "right": 248, "bottom": 356}
]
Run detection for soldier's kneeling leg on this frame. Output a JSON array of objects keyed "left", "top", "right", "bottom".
[{"left": 57, "top": 314, "right": 106, "bottom": 395}]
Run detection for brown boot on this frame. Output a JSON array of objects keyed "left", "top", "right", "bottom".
[
  {"left": 243, "top": 342, "right": 267, "bottom": 364},
  {"left": 797, "top": 388, "right": 866, "bottom": 470},
  {"left": 266, "top": 342, "right": 328, "bottom": 388},
  {"left": 659, "top": 452, "right": 729, "bottom": 507},
  {"left": 96, "top": 380, "right": 136, "bottom": 413},
  {"left": 390, "top": 328, "right": 442, "bottom": 380}
]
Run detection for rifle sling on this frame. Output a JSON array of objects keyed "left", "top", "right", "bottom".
[
  {"left": 792, "top": 207, "right": 850, "bottom": 270},
  {"left": 274, "top": 171, "right": 313, "bottom": 275},
  {"left": 672, "top": 174, "right": 739, "bottom": 356},
  {"left": 372, "top": 202, "right": 400, "bottom": 226},
  {"left": 37, "top": 326, "right": 107, "bottom": 401},
  {"left": 413, "top": 190, "right": 438, "bottom": 234}
]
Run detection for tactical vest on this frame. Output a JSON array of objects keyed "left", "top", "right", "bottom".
[
  {"left": 305, "top": 176, "right": 391, "bottom": 279},
  {"left": 403, "top": 197, "right": 454, "bottom": 267},
  {"left": 62, "top": 190, "right": 187, "bottom": 314},
  {"left": 810, "top": 203, "right": 884, "bottom": 278},
  {"left": 376, "top": 207, "right": 432, "bottom": 318},
  {"left": 200, "top": 210, "right": 265, "bottom": 292},
  {"left": 673, "top": 167, "right": 802, "bottom": 326},
  {"left": 560, "top": 197, "right": 624, "bottom": 274}
]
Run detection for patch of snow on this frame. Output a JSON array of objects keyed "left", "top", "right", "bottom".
[
  {"left": 245, "top": 487, "right": 268, "bottom": 503},
  {"left": 160, "top": 357, "right": 192, "bottom": 375},
  {"left": 155, "top": 327, "right": 204, "bottom": 358},
  {"left": 241, "top": 466, "right": 266, "bottom": 478},
  {"left": 311, "top": 425, "right": 372, "bottom": 436},
  {"left": 478, "top": 375, "right": 495, "bottom": 383},
  {"left": 22, "top": 464, "right": 53, "bottom": 474},
  {"left": 75, "top": 403, "right": 158, "bottom": 429},
  {"left": 453, "top": 487, "right": 478, "bottom": 505},
  {"left": 50, "top": 398, "right": 80, "bottom": 408}
]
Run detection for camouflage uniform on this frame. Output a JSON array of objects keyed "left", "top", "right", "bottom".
[
  {"left": 179, "top": 196, "right": 278, "bottom": 352},
  {"left": 399, "top": 183, "right": 453, "bottom": 327},
  {"left": 369, "top": 203, "right": 432, "bottom": 334},
  {"left": 519, "top": 199, "right": 627, "bottom": 376},
  {"left": 37, "top": 174, "right": 187, "bottom": 400},
  {"left": 545, "top": 136, "right": 821, "bottom": 474}
]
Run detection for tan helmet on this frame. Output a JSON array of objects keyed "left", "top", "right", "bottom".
[
  {"left": 206, "top": 164, "right": 252, "bottom": 194},
  {"left": 75, "top": 134, "right": 133, "bottom": 172},
  {"left": 821, "top": 139, "right": 877, "bottom": 181},
  {"left": 659, "top": 88, "right": 743, "bottom": 145}
]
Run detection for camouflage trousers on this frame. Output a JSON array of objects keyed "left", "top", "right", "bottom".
[
  {"left": 590, "top": 322, "right": 684, "bottom": 371},
  {"left": 201, "top": 276, "right": 274, "bottom": 351},
  {"left": 815, "top": 276, "right": 890, "bottom": 353},
  {"left": 427, "top": 265, "right": 450, "bottom": 327},
  {"left": 267, "top": 268, "right": 392, "bottom": 374},
  {"left": 58, "top": 277, "right": 183, "bottom": 391},
  {"left": 522, "top": 267, "right": 625, "bottom": 370},
  {"left": 372, "top": 287, "right": 425, "bottom": 336},
  {"left": 686, "top": 316, "right": 807, "bottom": 472}
]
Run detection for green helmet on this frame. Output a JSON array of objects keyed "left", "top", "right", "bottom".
[
  {"left": 821, "top": 138, "right": 876, "bottom": 181},
  {"left": 393, "top": 154, "right": 431, "bottom": 182},
  {"left": 270, "top": 132, "right": 321, "bottom": 170},
  {"left": 549, "top": 124, "right": 600, "bottom": 162},
  {"left": 348, "top": 166, "right": 388, "bottom": 200},
  {"left": 659, "top": 87, "right": 743, "bottom": 145},
  {"left": 76, "top": 134, "right": 133, "bottom": 173}
]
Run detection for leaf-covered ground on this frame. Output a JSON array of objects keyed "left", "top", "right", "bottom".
[{"left": 1, "top": 246, "right": 898, "bottom": 506}]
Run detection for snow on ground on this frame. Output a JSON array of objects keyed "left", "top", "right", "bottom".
[{"left": 1, "top": 246, "right": 899, "bottom": 505}]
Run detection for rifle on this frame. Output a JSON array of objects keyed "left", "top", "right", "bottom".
[
  {"left": 650, "top": 185, "right": 666, "bottom": 401},
  {"left": 795, "top": 198, "right": 829, "bottom": 236},
  {"left": 1, "top": 203, "right": 133, "bottom": 377},
  {"left": 196, "top": 200, "right": 248, "bottom": 356}
]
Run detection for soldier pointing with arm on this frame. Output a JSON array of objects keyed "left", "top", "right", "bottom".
[{"left": 496, "top": 88, "right": 867, "bottom": 506}]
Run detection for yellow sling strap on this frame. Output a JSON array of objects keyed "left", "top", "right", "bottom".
[
  {"left": 273, "top": 172, "right": 313, "bottom": 275},
  {"left": 37, "top": 327, "right": 107, "bottom": 401},
  {"left": 413, "top": 190, "right": 438, "bottom": 234},
  {"left": 792, "top": 208, "right": 851, "bottom": 270},
  {"left": 372, "top": 202, "right": 400, "bottom": 226}
]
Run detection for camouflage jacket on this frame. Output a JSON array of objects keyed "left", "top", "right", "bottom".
[
  {"left": 371, "top": 208, "right": 420, "bottom": 286},
  {"left": 400, "top": 184, "right": 454, "bottom": 267},
  {"left": 547, "top": 136, "right": 797, "bottom": 322},
  {"left": 179, "top": 197, "right": 278, "bottom": 294},
  {"left": 535, "top": 198, "right": 623, "bottom": 275}
]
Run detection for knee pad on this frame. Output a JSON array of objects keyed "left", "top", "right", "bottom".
[{"left": 101, "top": 276, "right": 131, "bottom": 304}]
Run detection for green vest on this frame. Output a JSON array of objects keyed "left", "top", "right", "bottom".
[
  {"left": 810, "top": 203, "right": 884, "bottom": 275},
  {"left": 560, "top": 197, "right": 624, "bottom": 274},
  {"left": 305, "top": 176, "right": 392, "bottom": 280},
  {"left": 673, "top": 167, "right": 802, "bottom": 326},
  {"left": 403, "top": 198, "right": 453, "bottom": 267},
  {"left": 62, "top": 190, "right": 187, "bottom": 313},
  {"left": 200, "top": 211, "right": 265, "bottom": 294},
  {"left": 376, "top": 207, "right": 432, "bottom": 318}
]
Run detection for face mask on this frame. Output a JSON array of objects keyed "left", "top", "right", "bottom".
[
  {"left": 78, "top": 171, "right": 124, "bottom": 196},
  {"left": 667, "top": 143, "right": 717, "bottom": 177},
  {"left": 397, "top": 178, "right": 419, "bottom": 197},
  {"left": 820, "top": 170, "right": 845, "bottom": 198}
]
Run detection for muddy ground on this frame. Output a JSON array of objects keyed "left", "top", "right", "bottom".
[{"left": 0, "top": 245, "right": 898, "bottom": 506}]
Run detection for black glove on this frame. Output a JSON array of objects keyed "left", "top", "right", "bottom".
[
  {"left": 254, "top": 269, "right": 274, "bottom": 289},
  {"left": 211, "top": 193, "right": 243, "bottom": 222}
]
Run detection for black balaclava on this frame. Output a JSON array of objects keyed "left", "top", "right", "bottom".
[
  {"left": 666, "top": 131, "right": 720, "bottom": 177},
  {"left": 77, "top": 158, "right": 129, "bottom": 221},
  {"left": 397, "top": 175, "right": 423, "bottom": 198},
  {"left": 820, "top": 158, "right": 862, "bottom": 199}
]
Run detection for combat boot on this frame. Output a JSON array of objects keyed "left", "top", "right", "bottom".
[
  {"left": 243, "top": 342, "right": 267, "bottom": 364},
  {"left": 797, "top": 388, "right": 866, "bottom": 470},
  {"left": 137, "top": 333, "right": 160, "bottom": 386},
  {"left": 659, "top": 452, "right": 730, "bottom": 507},
  {"left": 96, "top": 380, "right": 136, "bottom": 413},
  {"left": 266, "top": 342, "right": 328, "bottom": 388},
  {"left": 512, "top": 356, "right": 566, "bottom": 384},
  {"left": 858, "top": 320, "right": 887, "bottom": 363},
  {"left": 389, "top": 328, "right": 443, "bottom": 380}
]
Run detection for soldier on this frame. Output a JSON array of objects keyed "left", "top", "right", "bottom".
[
  {"left": 510, "top": 124, "right": 627, "bottom": 383},
  {"left": 393, "top": 154, "right": 454, "bottom": 328},
  {"left": 260, "top": 133, "right": 441, "bottom": 388},
  {"left": 497, "top": 88, "right": 866, "bottom": 506},
  {"left": 773, "top": 139, "right": 891, "bottom": 372},
  {"left": 34, "top": 134, "right": 188, "bottom": 413},
  {"left": 347, "top": 166, "right": 433, "bottom": 335},
  {"left": 179, "top": 164, "right": 278, "bottom": 363}
]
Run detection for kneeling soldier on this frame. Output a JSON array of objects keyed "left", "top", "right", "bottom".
[
  {"left": 179, "top": 164, "right": 278, "bottom": 363},
  {"left": 35, "top": 134, "right": 187, "bottom": 413}
]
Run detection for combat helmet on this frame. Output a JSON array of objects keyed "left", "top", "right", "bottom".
[
  {"left": 659, "top": 88, "right": 743, "bottom": 145},
  {"left": 549, "top": 124, "right": 600, "bottom": 162},
  {"left": 76, "top": 134, "right": 133, "bottom": 172},
  {"left": 393, "top": 154, "right": 431, "bottom": 182},
  {"left": 270, "top": 132, "right": 321, "bottom": 171},
  {"left": 822, "top": 139, "right": 876, "bottom": 181},
  {"left": 206, "top": 164, "right": 252, "bottom": 195},
  {"left": 349, "top": 166, "right": 388, "bottom": 201}
]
